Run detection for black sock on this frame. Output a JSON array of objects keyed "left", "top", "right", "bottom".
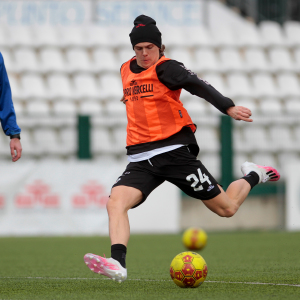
[
  {"left": 111, "top": 244, "right": 127, "bottom": 268},
  {"left": 242, "top": 171, "right": 260, "bottom": 189}
]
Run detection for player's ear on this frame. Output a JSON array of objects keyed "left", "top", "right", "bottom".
[{"left": 159, "top": 44, "right": 165, "bottom": 58}]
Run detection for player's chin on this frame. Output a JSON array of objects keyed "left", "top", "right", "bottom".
[{"left": 143, "top": 61, "right": 154, "bottom": 68}]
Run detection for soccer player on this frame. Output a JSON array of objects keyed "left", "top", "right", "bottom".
[
  {"left": 0, "top": 52, "right": 22, "bottom": 162},
  {"left": 84, "top": 15, "right": 280, "bottom": 282}
]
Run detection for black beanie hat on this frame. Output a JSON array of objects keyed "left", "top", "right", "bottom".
[{"left": 129, "top": 15, "right": 162, "bottom": 49}]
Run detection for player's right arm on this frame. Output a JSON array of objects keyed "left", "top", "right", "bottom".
[{"left": 120, "top": 95, "right": 127, "bottom": 104}]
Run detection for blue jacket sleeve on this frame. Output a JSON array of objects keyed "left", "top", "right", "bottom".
[{"left": 0, "top": 52, "right": 21, "bottom": 136}]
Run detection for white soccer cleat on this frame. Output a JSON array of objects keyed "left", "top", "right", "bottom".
[
  {"left": 241, "top": 161, "right": 280, "bottom": 183},
  {"left": 83, "top": 253, "right": 127, "bottom": 282}
]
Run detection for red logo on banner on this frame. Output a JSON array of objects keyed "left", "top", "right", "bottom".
[
  {"left": 72, "top": 180, "right": 109, "bottom": 208},
  {"left": 0, "top": 195, "right": 5, "bottom": 208},
  {"left": 15, "top": 180, "right": 60, "bottom": 208}
]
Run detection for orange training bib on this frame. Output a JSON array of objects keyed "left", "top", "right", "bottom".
[{"left": 121, "top": 56, "right": 196, "bottom": 147}]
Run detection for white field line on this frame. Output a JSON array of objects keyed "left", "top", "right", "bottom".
[{"left": 0, "top": 277, "right": 300, "bottom": 288}]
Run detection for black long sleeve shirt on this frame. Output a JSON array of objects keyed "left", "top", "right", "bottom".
[{"left": 125, "top": 58, "right": 235, "bottom": 156}]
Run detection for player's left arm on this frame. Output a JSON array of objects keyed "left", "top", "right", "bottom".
[
  {"left": 226, "top": 106, "right": 253, "bottom": 122},
  {"left": 156, "top": 60, "right": 235, "bottom": 115}
]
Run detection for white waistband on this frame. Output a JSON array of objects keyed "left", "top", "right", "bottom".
[{"left": 127, "top": 144, "right": 185, "bottom": 162}]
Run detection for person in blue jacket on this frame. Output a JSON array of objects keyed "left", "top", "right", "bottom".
[{"left": 0, "top": 52, "right": 22, "bottom": 162}]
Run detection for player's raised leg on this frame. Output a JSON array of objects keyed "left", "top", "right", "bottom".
[
  {"left": 202, "top": 161, "right": 280, "bottom": 217},
  {"left": 84, "top": 186, "right": 143, "bottom": 282}
]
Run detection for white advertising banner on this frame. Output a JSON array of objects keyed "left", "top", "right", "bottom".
[
  {"left": 0, "top": 1, "right": 244, "bottom": 29},
  {"left": 0, "top": 1, "right": 92, "bottom": 26},
  {"left": 0, "top": 160, "right": 180, "bottom": 236},
  {"left": 96, "top": 0, "right": 203, "bottom": 27},
  {"left": 0, "top": 0, "right": 203, "bottom": 26},
  {"left": 286, "top": 162, "right": 300, "bottom": 231}
]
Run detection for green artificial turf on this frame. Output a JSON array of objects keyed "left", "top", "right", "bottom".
[{"left": 0, "top": 232, "right": 299, "bottom": 299}]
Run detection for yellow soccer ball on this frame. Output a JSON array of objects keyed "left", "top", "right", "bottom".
[
  {"left": 170, "top": 251, "right": 208, "bottom": 288},
  {"left": 182, "top": 228, "right": 207, "bottom": 251}
]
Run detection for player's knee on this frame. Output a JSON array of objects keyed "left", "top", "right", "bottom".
[
  {"left": 227, "top": 205, "right": 239, "bottom": 217},
  {"left": 223, "top": 208, "right": 236, "bottom": 218},
  {"left": 107, "top": 194, "right": 131, "bottom": 215},
  {"left": 106, "top": 196, "right": 122, "bottom": 214},
  {"left": 218, "top": 207, "right": 237, "bottom": 218}
]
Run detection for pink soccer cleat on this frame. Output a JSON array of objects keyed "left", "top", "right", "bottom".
[
  {"left": 241, "top": 161, "right": 280, "bottom": 183},
  {"left": 84, "top": 253, "right": 127, "bottom": 283}
]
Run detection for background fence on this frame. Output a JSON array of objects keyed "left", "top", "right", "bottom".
[{"left": 0, "top": 0, "right": 299, "bottom": 233}]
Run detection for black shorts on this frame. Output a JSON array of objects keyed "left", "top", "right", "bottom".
[{"left": 112, "top": 146, "right": 221, "bottom": 208}]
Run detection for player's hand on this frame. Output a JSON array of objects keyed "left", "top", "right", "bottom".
[
  {"left": 10, "top": 138, "right": 22, "bottom": 162},
  {"left": 120, "top": 95, "right": 127, "bottom": 104},
  {"left": 227, "top": 106, "right": 253, "bottom": 122}
]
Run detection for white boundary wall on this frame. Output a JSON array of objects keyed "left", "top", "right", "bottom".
[
  {"left": 0, "top": 161, "right": 180, "bottom": 236},
  {"left": 286, "top": 162, "right": 300, "bottom": 231}
]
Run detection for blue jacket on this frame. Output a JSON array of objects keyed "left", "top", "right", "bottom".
[{"left": 0, "top": 52, "right": 21, "bottom": 136}]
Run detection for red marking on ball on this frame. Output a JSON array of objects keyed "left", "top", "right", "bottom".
[
  {"left": 182, "top": 263, "right": 195, "bottom": 276},
  {"left": 183, "top": 277, "right": 195, "bottom": 287},
  {"left": 182, "top": 255, "right": 193, "bottom": 263}
]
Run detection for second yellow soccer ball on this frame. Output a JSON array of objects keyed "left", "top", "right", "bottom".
[{"left": 182, "top": 227, "right": 207, "bottom": 250}]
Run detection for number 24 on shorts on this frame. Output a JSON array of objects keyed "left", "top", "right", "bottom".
[{"left": 186, "top": 168, "right": 211, "bottom": 191}]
